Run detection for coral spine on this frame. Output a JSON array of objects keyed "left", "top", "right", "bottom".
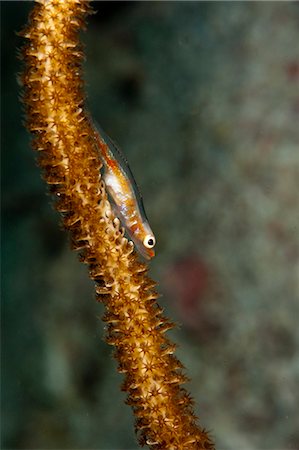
[{"left": 20, "top": 1, "right": 214, "bottom": 448}]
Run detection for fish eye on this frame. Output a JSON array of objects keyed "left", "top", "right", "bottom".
[{"left": 143, "top": 235, "right": 156, "bottom": 249}]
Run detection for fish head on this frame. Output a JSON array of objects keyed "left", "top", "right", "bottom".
[{"left": 129, "top": 223, "right": 156, "bottom": 260}]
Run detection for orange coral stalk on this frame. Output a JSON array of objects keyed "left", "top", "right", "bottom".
[{"left": 19, "top": 1, "right": 214, "bottom": 449}]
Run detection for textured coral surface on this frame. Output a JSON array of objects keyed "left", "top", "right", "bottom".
[
  {"left": 8, "top": 1, "right": 213, "bottom": 449},
  {"left": 2, "top": 1, "right": 299, "bottom": 449}
]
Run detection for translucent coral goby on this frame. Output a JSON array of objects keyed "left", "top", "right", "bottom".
[{"left": 93, "top": 123, "right": 156, "bottom": 260}]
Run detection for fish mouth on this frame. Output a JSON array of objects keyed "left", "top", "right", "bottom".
[
  {"left": 147, "top": 248, "right": 155, "bottom": 259},
  {"left": 142, "top": 247, "right": 155, "bottom": 260},
  {"left": 134, "top": 242, "right": 155, "bottom": 260}
]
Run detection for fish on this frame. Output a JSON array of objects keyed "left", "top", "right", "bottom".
[{"left": 93, "top": 123, "right": 156, "bottom": 260}]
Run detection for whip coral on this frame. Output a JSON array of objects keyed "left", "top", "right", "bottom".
[{"left": 19, "top": 1, "right": 214, "bottom": 448}]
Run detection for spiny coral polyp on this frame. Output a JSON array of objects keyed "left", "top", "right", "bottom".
[{"left": 20, "top": 1, "right": 214, "bottom": 448}]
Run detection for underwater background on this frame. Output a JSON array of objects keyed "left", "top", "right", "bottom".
[{"left": 2, "top": 1, "right": 299, "bottom": 449}]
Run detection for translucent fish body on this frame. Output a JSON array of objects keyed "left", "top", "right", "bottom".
[{"left": 94, "top": 124, "right": 156, "bottom": 259}]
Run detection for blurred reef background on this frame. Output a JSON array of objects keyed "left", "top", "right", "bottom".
[{"left": 2, "top": 1, "right": 299, "bottom": 449}]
